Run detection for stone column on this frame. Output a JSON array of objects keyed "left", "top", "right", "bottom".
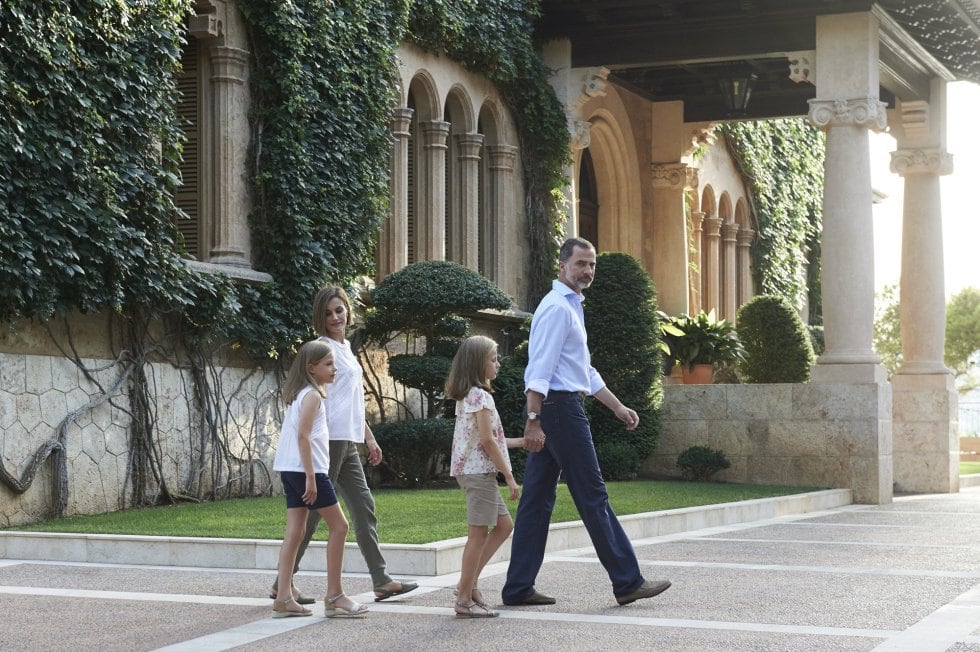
[
  {"left": 720, "top": 222, "right": 739, "bottom": 321},
  {"left": 807, "top": 12, "right": 891, "bottom": 504},
  {"left": 486, "top": 144, "right": 518, "bottom": 287},
  {"left": 417, "top": 120, "right": 450, "bottom": 261},
  {"left": 207, "top": 45, "right": 251, "bottom": 267},
  {"left": 701, "top": 214, "right": 722, "bottom": 316},
  {"left": 690, "top": 211, "right": 705, "bottom": 312},
  {"left": 378, "top": 108, "right": 413, "bottom": 278},
  {"left": 651, "top": 163, "right": 693, "bottom": 315},
  {"left": 453, "top": 133, "right": 484, "bottom": 271},
  {"left": 890, "top": 86, "right": 958, "bottom": 494},
  {"left": 737, "top": 227, "right": 755, "bottom": 306},
  {"left": 808, "top": 13, "right": 887, "bottom": 383}
]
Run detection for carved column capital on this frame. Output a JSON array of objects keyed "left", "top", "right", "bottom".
[
  {"left": 702, "top": 216, "right": 722, "bottom": 236},
  {"left": 455, "top": 132, "right": 484, "bottom": 160},
  {"left": 807, "top": 97, "right": 887, "bottom": 132},
  {"left": 736, "top": 227, "right": 755, "bottom": 246},
  {"left": 890, "top": 148, "right": 954, "bottom": 177},
  {"left": 720, "top": 222, "right": 739, "bottom": 241},
  {"left": 391, "top": 107, "right": 413, "bottom": 137},
  {"left": 691, "top": 211, "right": 705, "bottom": 231},
  {"left": 209, "top": 46, "right": 249, "bottom": 85},
  {"left": 420, "top": 120, "right": 450, "bottom": 149},
  {"left": 487, "top": 144, "right": 518, "bottom": 171},
  {"left": 651, "top": 162, "right": 692, "bottom": 190}
]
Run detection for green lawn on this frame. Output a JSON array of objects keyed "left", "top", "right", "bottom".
[
  {"left": 961, "top": 461, "right": 980, "bottom": 475},
  {"left": 7, "top": 481, "right": 817, "bottom": 545}
]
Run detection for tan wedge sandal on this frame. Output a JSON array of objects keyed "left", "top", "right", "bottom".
[
  {"left": 324, "top": 592, "right": 369, "bottom": 618},
  {"left": 272, "top": 598, "right": 312, "bottom": 618}
]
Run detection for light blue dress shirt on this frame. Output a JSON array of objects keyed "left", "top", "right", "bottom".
[{"left": 524, "top": 280, "right": 605, "bottom": 396}]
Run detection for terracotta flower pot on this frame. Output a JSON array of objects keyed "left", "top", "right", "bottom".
[{"left": 681, "top": 363, "right": 714, "bottom": 384}]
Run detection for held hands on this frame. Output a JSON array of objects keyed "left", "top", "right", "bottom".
[
  {"left": 615, "top": 405, "right": 640, "bottom": 431},
  {"left": 523, "top": 420, "right": 546, "bottom": 453}
]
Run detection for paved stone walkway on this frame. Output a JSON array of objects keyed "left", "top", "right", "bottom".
[{"left": 2, "top": 488, "right": 979, "bottom": 651}]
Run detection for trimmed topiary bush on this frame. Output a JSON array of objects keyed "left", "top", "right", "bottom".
[
  {"left": 363, "top": 260, "right": 511, "bottom": 416},
  {"left": 736, "top": 295, "right": 815, "bottom": 383},
  {"left": 677, "top": 445, "right": 731, "bottom": 481},
  {"left": 583, "top": 252, "right": 663, "bottom": 480}
]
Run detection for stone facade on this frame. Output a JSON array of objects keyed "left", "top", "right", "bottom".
[
  {"left": 646, "top": 383, "right": 893, "bottom": 504},
  {"left": 0, "top": 316, "right": 280, "bottom": 527}
]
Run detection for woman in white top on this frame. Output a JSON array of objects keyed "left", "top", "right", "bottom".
[{"left": 271, "top": 285, "right": 417, "bottom": 603}]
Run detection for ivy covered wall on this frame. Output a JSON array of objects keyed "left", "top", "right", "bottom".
[
  {"left": 0, "top": 0, "right": 569, "bottom": 517},
  {"left": 721, "top": 120, "right": 825, "bottom": 323},
  {"left": 1, "top": 0, "right": 568, "bottom": 359}
]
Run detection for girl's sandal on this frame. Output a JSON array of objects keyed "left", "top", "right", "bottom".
[
  {"left": 454, "top": 587, "right": 488, "bottom": 608},
  {"left": 324, "top": 592, "right": 369, "bottom": 618},
  {"left": 454, "top": 600, "right": 498, "bottom": 618},
  {"left": 272, "top": 598, "right": 313, "bottom": 618}
]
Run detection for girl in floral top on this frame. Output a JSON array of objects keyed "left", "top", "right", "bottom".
[{"left": 445, "top": 335, "right": 525, "bottom": 618}]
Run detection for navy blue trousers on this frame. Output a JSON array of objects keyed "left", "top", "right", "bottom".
[{"left": 501, "top": 392, "right": 644, "bottom": 601}]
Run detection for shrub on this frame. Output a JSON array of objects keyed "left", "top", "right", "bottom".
[
  {"left": 372, "top": 418, "right": 454, "bottom": 487},
  {"left": 583, "top": 252, "right": 663, "bottom": 480},
  {"left": 677, "top": 446, "right": 731, "bottom": 481},
  {"left": 736, "top": 295, "right": 815, "bottom": 383},
  {"left": 363, "top": 260, "right": 512, "bottom": 416},
  {"left": 660, "top": 310, "right": 745, "bottom": 371}
]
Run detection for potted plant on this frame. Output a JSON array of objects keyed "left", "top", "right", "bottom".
[{"left": 658, "top": 310, "right": 746, "bottom": 384}]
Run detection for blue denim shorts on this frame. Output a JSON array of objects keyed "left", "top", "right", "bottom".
[{"left": 280, "top": 471, "right": 338, "bottom": 510}]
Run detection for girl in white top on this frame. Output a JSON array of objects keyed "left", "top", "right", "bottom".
[
  {"left": 445, "top": 335, "right": 525, "bottom": 618},
  {"left": 273, "top": 286, "right": 418, "bottom": 604},
  {"left": 272, "top": 340, "right": 368, "bottom": 619}
]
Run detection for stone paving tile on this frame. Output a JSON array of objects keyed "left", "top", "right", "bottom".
[
  {"left": 0, "top": 563, "right": 375, "bottom": 600},
  {"left": 705, "top": 521, "right": 980, "bottom": 546},
  {"left": 0, "top": 593, "right": 265, "bottom": 652},
  {"left": 229, "top": 611, "right": 882, "bottom": 652},
  {"left": 635, "top": 537, "right": 980, "bottom": 573},
  {"left": 3, "top": 490, "right": 980, "bottom": 651}
]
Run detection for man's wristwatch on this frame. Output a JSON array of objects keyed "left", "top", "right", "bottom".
[{"left": 526, "top": 411, "right": 539, "bottom": 420}]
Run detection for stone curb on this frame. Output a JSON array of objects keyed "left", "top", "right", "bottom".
[
  {"left": 961, "top": 473, "right": 980, "bottom": 488},
  {"left": 0, "top": 489, "right": 851, "bottom": 576}
]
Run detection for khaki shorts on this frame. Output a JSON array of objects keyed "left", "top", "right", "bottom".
[{"left": 455, "top": 472, "right": 509, "bottom": 526}]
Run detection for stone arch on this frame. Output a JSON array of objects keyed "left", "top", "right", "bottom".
[
  {"left": 407, "top": 71, "right": 440, "bottom": 121},
  {"left": 734, "top": 197, "right": 754, "bottom": 307},
  {"left": 476, "top": 99, "right": 517, "bottom": 285},
  {"left": 700, "top": 185, "right": 719, "bottom": 313},
  {"left": 580, "top": 109, "right": 642, "bottom": 256},
  {"left": 444, "top": 85, "right": 479, "bottom": 267},
  {"left": 718, "top": 192, "right": 737, "bottom": 320},
  {"left": 404, "top": 71, "right": 446, "bottom": 263}
]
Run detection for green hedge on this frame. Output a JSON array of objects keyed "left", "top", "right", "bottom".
[
  {"left": 372, "top": 418, "right": 454, "bottom": 487},
  {"left": 736, "top": 295, "right": 814, "bottom": 383},
  {"left": 583, "top": 252, "right": 663, "bottom": 479}
]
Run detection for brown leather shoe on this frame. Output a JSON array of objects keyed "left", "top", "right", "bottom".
[
  {"left": 616, "top": 579, "right": 671, "bottom": 605},
  {"left": 503, "top": 590, "right": 556, "bottom": 606}
]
